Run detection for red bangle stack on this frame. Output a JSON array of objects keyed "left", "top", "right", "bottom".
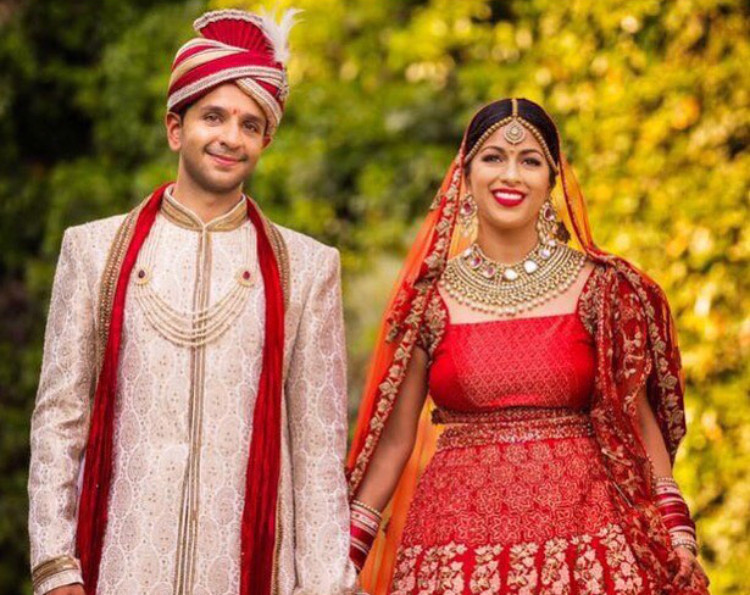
[
  {"left": 350, "top": 500, "right": 382, "bottom": 572},
  {"left": 654, "top": 477, "right": 698, "bottom": 555}
]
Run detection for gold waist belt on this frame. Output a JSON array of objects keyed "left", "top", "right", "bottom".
[{"left": 433, "top": 407, "right": 594, "bottom": 451}]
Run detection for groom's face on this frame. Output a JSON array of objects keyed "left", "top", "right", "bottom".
[{"left": 166, "top": 83, "right": 271, "bottom": 195}]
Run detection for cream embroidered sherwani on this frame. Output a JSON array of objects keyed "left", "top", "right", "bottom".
[{"left": 28, "top": 193, "right": 357, "bottom": 595}]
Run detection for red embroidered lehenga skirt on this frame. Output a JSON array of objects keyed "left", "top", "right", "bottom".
[{"left": 390, "top": 310, "right": 653, "bottom": 594}]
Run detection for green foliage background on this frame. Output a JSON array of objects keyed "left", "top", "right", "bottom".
[{"left": 0, "top": 0, "right": 747, "bottom": 593}]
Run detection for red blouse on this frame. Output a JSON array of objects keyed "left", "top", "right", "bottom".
[{"left": 427, "top": 304, "right": 596, "bottom": 413}]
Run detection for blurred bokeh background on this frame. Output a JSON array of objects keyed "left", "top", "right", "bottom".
[{"left": 1, "top": 0, "right": 747, "bottom": 593}]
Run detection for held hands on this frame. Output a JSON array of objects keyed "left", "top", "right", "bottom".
[
  {"left": 46, "top": 584, "right": 85, "bottom": 595},
  {"left": 674, "top": 546, "right": 710, "bottom": 590}
]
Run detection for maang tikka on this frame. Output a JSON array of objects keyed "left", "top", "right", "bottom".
[{"left": 504, "top": 98, "right": 527, "bottom": 145}]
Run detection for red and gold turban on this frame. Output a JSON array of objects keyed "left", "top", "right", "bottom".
[{"left": 167, "top": 8, "right": 300, "bottom": 135}]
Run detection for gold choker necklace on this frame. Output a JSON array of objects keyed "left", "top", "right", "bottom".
[{"left": 440, "top": 241, "right": 585, "bottom": 317}]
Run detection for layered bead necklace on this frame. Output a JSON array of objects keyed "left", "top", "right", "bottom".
[
  {"left": 440, "top": 239, "right": 585, "bottom": 318},
  {"left": 133, "top": 219, "right": 255, "bottom": 348}
]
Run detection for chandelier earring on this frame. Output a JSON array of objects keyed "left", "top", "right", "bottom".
[
  {"left": 537, "top": 199, "right": 558, "bottom": 245},
  {"left": 537, "top": 198, "right": 571, "bottom": 245},
  {"left": 459, "top": 193, "right": 478, "bottom": 237}
]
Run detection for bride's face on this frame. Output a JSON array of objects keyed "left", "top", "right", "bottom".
[{"left": 466, "top": 124, "right": 553, "bottom": 235}]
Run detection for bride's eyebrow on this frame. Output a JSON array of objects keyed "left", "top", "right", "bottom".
[
  {"left": 480, "top": 145, "right": 506, "bottom": 154},
  {"left": 480, "top": 145, "right": 543, "bottom": 157}
]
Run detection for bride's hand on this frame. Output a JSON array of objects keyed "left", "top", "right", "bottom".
[{"left": 674, "top": 546, "right": 710, "bottom": 589}]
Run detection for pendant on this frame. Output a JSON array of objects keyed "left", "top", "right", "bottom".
[{"left": 503, "top": 268, "right": 519, "bottom": 281}]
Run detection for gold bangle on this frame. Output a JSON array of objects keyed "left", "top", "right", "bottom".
[
  {"left": 31, "top": 555, "right": 80, "bottom": 591},
  {"left": 654, "top": 476, "right": 680, "bottom": 489},
  {"left": 352, "top": 499, "right": 382, "bottom": 520},
  {"left": 671, "top": 531, "right": 698, "bottom": 553}
]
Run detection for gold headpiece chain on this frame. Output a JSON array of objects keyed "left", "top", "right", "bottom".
[{"left": 464, "top": 98, "right": 559, "bottom": 172}]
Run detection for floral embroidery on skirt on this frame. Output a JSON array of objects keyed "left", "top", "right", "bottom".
[{"left": 390, "top": 431, "right": 652, "bottom": 595}]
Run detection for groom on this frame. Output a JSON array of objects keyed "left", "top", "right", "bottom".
[{"left": 28, "top": 9, "right": 356, "bottom": 595}]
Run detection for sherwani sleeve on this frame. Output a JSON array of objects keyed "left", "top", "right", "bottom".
[
  {"left": 286, "top": 247, "right": 357, "bottom": 595},
  {"left": 28, "top": 228, "right": 96, "bottom": 594}
]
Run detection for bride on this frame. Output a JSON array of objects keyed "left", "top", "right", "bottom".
[{"left": 346, "top": 98, "right": 710, "bottom": 595}]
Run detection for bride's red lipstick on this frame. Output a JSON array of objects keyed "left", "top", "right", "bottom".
[{"left": 491, "top": 187, "right": 527, "bottom": 208}]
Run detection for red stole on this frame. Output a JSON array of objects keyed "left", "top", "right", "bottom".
[{"left": 75, "top": 184, "right": 285, "bottom": 595}]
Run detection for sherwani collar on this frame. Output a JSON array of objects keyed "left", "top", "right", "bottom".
[{"left": 162, "top": 185, "right": 248, "bottom": 232}]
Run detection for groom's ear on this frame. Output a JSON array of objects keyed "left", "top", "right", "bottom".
[{"left": 165, "top": 111, "right": 184, "bottom": 152}]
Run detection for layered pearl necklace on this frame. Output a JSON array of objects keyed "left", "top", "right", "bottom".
[
  {"left": 133, "top": 220, "right": 255, "bottom": 348},
  {"left": 440, "top": 240, "right": 585, "bottom": 317}
]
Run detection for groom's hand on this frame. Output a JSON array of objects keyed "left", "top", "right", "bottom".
[{"left": 46, "top": 584, "right": 85, "bottom": 595}]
